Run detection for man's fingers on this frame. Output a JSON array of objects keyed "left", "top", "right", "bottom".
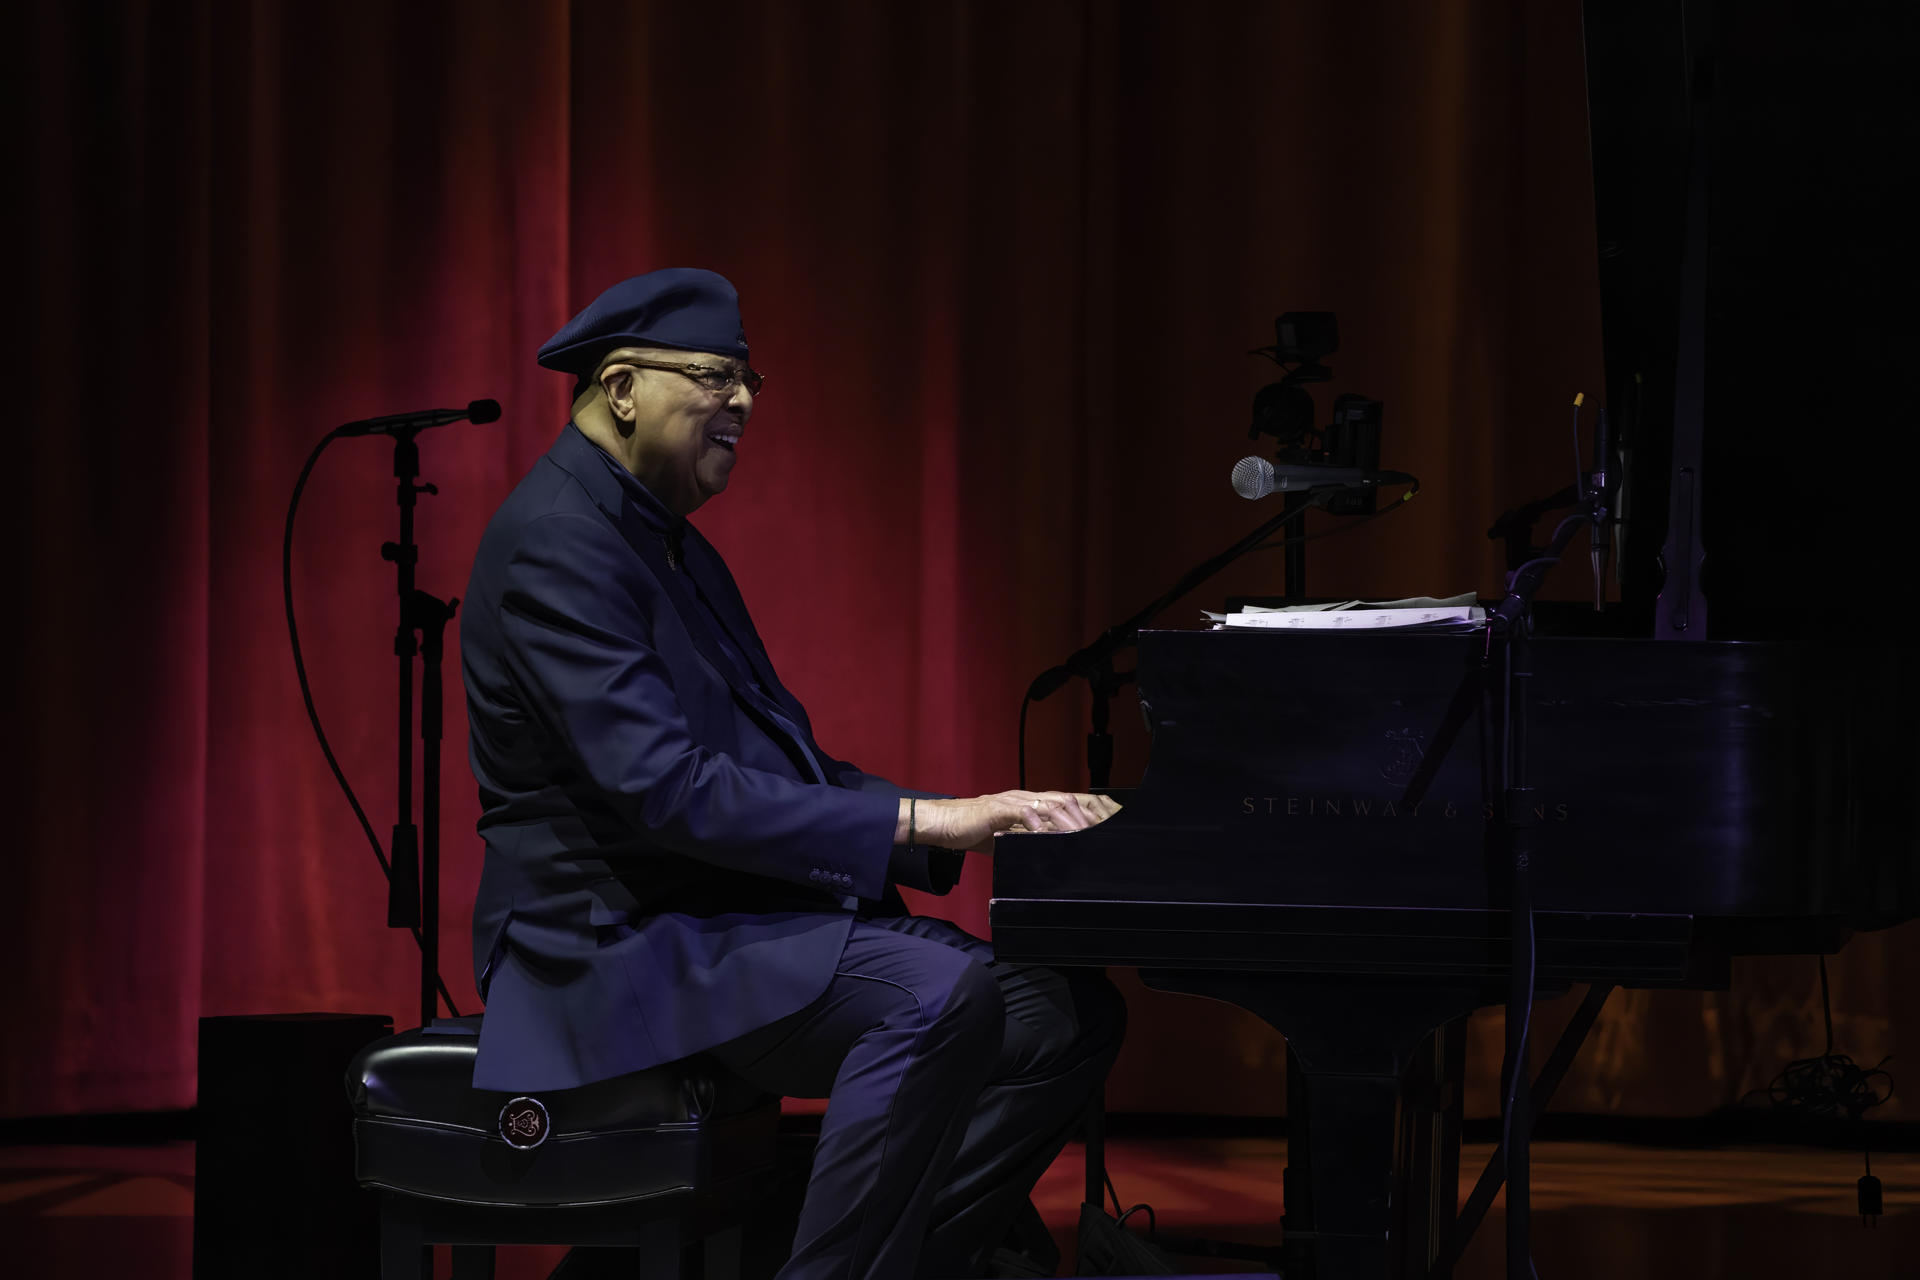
[
  {"left": 1054, "top": 795, "right": 1096, "bottom": 830},
  {"left": 1003, "top": 798, "right": 1050, "bottom": 832},
  {"left": 1010, "top": 790, "right": 1122, "bottom": 819},
  {"left": 1026, "top": 795, "right": 1092, "bottom": 832},
  {"left": 1000, "top": 797, "right": 1062, "bottom": 833},
  {"left": 980, "top": 789, "right": 1121, "bottom": 841},
  {"left": 1071, "top": 793, "right": 1120, "bottom": 820}
]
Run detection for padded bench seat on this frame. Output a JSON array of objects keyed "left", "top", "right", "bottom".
[{"left": 346, "top": 1015, "right": 778, "bottom": 1279}]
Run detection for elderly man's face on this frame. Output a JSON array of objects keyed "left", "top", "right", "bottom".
[{"left": 601, "top": 347, "right": 755, "bottom": 516}]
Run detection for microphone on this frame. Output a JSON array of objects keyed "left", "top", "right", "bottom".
[
  {"left": 337, "top": 399, "right": 501, "bottom": 438},
  {"left": 1589, "top": 405, "right": 1612, "bottom": 501},
  {"left": 1231, "top": 455, "right": 1415, "bottom": 500}
]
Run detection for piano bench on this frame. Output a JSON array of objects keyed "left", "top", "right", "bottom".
[{"left": 345, "top": 1016, "right": 778, "bottom": 1280}]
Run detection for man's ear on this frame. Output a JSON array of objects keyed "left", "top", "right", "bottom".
[{"left": 599, "top": 365, "right": 638, "bottom": 426}]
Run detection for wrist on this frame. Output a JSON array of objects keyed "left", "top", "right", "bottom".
[{"left": 896, "top": 796, "right": 937, "bottom": 846}]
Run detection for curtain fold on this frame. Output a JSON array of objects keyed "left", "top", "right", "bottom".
[{"left": 9, "top": 0, "right": 1913, "bottom": 1122}]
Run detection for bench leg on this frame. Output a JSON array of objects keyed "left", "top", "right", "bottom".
[
  {"left": 380, "top": 1210, "right": 429, "bottom": 1280},
  {"left": 624, "top": 1221, "right": 679, "bottom": 1280},
  {"left": 697, "top": 1225, "right": 742, "bottom": 1280},
  {"left": 452, "top": 1244, "right": 497, "bottom": 1280}
]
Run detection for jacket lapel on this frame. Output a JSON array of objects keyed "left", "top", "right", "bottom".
[
  {"left": 679, "top": 533, "right": 796, "bottom": 709},
  {"left": 545, "top": 425, "right": 829, "bottom": 784}
]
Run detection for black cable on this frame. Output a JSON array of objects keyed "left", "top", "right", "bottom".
[
  {"left": 1474, "top": 620, "right": 1534, "bottom": 1279},
  {"left": 1821, "top": 951, "right": 1835, "bottom": 1056},
  {"left": 1097, "top": 1166, "right": 1157, "bottom": 1246},
  {"left": 1499, "top": 936, "right": 1538, "bottom": 1133},
  {"left": 1569, "top": 397, "right": 1585, "bottom": 495},
  {"left": 1500, "top": 856, "right": 1538, "bottom": 1277},
  {"left": 1760, "top": 955, "right": 1891, "bottom": 1121},
  {"left": 1752, "top": 956, "right": 1895, "bottom": 1226},
  {"left": 1017, "top": 693, "right": 1032, "bottom": 791},
  {"left": 283, "top": 431, "right": 460, "bottom": 1017},
  {"left": 1500, "top": 512, "right": 1591, "bottom": 585}
]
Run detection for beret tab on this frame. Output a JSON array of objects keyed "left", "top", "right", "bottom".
[{"left": 538, "top": 268, "right": 749, "bottom": 376}]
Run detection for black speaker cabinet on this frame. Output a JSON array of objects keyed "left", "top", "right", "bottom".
[{"left": 193, "top": 1012, "right": 393, "bottom": 1280}]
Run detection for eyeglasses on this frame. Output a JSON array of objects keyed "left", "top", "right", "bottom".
[{"left": 622, "top": 359, "right": 765, "bottom": 398}]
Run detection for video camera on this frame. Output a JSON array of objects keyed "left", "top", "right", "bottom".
[{"left": 1248, "top": 311, "right": 1384, "bottom": 514}]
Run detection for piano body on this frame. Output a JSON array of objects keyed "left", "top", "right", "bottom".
[
  {"left": 991, "top": 628, "right": 1919, "bottom": 1276},
  {"left": 991, "top": 1, "right": 1920, "bottom": 1275}
]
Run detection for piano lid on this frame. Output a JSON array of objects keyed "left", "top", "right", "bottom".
[
  {"left": 1579, "top": 2, "right": 1920, "bottom": 642},
  {"left": 994, "top": 628, "right": 1919, "bottom": 927}
]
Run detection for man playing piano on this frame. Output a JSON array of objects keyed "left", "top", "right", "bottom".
[{"left": 460, "top": 268, "right": 1126, "bottom": 1279}]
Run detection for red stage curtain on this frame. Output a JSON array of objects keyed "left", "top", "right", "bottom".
[{"left": 9, "top": 0, "right": 1914, "bottom": 1121}]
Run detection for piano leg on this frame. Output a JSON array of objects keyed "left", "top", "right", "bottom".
[
  {"left": 1284, "top": 1046, "right": 1315, "bottom": 1280},
  {"left": 1396, "top": 1017, "right": 1467, "bottom": 1279},
  {"left": 1141, "top": 972, "right": 1481, "bottom": 1280},
  {"left": 1083, "top": 1087, "right": 1106, "bottom": 1208}
]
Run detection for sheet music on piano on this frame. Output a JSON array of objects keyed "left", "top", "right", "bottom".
[{"left": 1204, "top": 592, "right": 1484, "bottom": 631}]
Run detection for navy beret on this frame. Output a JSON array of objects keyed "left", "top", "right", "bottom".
[{"left": 537, "top": 268, "right": 749, "bottom": 378}]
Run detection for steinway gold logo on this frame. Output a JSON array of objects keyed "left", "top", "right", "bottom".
[{"left": 1240, "top": 796, "right": 1572, "bottom": 821}]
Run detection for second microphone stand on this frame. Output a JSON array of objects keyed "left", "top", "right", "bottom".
[
  {"left": 381, "top": 430, "right": 459, "bottom": 1030},
  {"left": 1484, "top": 467, "right": 1609, "bottom": 1280}
]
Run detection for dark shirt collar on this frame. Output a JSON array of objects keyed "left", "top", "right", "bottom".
[{"left": 565, "top": 422, "right": 689, "bottom": 553}]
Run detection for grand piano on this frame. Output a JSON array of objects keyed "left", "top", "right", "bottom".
[
  {"left": 990, "top": 3, "right": 1920, "bottom": 1277},
  {"left": 992, "top": 628, "right": 1916, "bottom": 1276}
]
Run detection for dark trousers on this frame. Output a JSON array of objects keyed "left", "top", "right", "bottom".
[{"left": 709, "top": 913, "right": 1125, "bottom": 1280}]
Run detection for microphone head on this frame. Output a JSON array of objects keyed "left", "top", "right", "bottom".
[
  {"left": 1231, "top": 455, "right": 1275, "bottom": 500},
  {"left": 468, "top": 398, "right": 502, "bottom": 424}
]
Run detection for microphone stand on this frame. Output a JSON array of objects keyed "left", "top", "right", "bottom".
[
  {"left": 1028, "top": 489, "right": 1337, "bottom": 788},
  {"left": 1485, "top": 472, "right": 1608, "bottom": 1280},
  {"left": 1281, "top": 491, "right": 1313, "bottom": 602},
  {"left": 380, "top": 430, "right": 459, "bottom": 1030}
]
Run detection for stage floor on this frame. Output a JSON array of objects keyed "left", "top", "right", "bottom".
[{"left": 4, "top": 1134, "right": 1914, "bottom": 1277}]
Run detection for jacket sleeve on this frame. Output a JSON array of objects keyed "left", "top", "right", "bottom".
[
  {"left": 815, "top": 762, "right": 962, "bottom": 894},
  {"left": 495, "top": 511, "right": 899, "bottom": 900},
  {"left": 821, "top": 758, "right": 948, "bottom": 802},
  {"left": 776, "top": 686, "right": 960, "bottom": 893}
]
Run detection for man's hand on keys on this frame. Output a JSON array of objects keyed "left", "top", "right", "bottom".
[{"left": 909, "top": 791, "right": 1123, "bottom": 853}]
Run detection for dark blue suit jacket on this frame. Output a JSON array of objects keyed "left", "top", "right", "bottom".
[{"left": 460, "top": 424, "right": 947, "bottom": 1091}]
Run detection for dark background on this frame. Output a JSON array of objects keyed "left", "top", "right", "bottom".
[{"left": 7, "top": 0, "right": 1914, "bottom": 1125}]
